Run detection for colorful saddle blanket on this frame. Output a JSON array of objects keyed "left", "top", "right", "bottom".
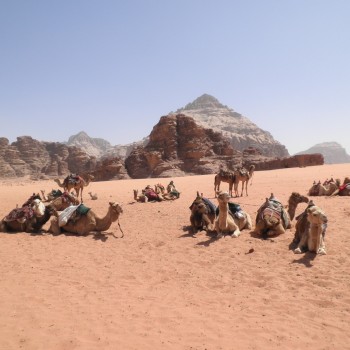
[{"left": 4, "top": 206, "right": 35, "bottom": 223}]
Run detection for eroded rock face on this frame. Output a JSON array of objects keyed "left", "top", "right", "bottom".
[
  {"left": 125, "top": 114, "right": 239, "bottom": 178},
  {"left": 0, "top": 136, "right": 98, "bottom": 179}
]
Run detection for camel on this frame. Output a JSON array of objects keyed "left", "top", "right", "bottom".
[
  {"left": 88, "top": 192, "right": 98, "bottom": 200},
  {"left": 49, "top": 192, "right": 80, "bottom": 211},
  {"left": 48, "top": 201, "right": 123, "bottom": 235},
  {"left": 189, "top": 192, "right": 216, "bottom": 234},
  {"left": 166, "top": 181, "right": 180, "bottom": 198},
  {"left": 233, "top": 165, "right": 255, "bottom": 197},
  {"left": 215, "top": 191, "right": 252, "bottom": 238},
  {"left": 133, "top": 189, "right": 148, "bottom": 203},
  {"left": 214, "top": 170, "right": 235, "bottom": 197},
  {"left": 0, "top": 199, "right": 54, "bottom": 233},
  {"left": 294, "top": 205, "right": 327, "bottom": 255},
  {"left": 292, "top": 200, "right": 316, "bottom": 245},
  {"left": 330, "top": 177, "right": 350, "bottom": 196},
  {"left": 308, "top": 179, "right": 339, "bottom": 196},
  {"left": 54, "top": 174, "right": 94, "bottom": 202},
  {"left": 287, "top": 192, "right": 309, "bottom": 220},
  {"left": 155, "top": 183, "right": 179, "bottom": 200},
  {"left": 253, "top": 193, "right": 292, "bottom": 238}
]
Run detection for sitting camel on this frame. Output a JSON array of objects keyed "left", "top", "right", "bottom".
[
  {"left": 0, "top": 198, "right": 55, "bottom": 233},
  {"left": 88, "top": 192, "right": 98, "bottom": 200},
  {"left": 330, "top": 177, "right": 350, "bottom": 196},
  {"left": 287, "top": 192, "right": 309, "bottom": 220},
  {"left": 294, "top": 205, "right": 327, "bottom": 255},
  {"left": 292, "top": 199, "right": 316, "bottom": 245},
  {"left": 308, "top": 179, "right": 339, "bottom": 196},
  {"left": 166, "top": 181, "right": 180, "bottom": 198},
  {"left": 233, "top": 165, "right": 255, "bottom": 197},
  {"left": 133, "top": 189, "right": 148, "bottom": 203},
  {"left": 214, "top": 169, "right": 235, "bottom": 197},
  {"left": 215, "top": 191, "right": 252, "bottom": 238},
  {"left": 253, "top": 193, "right": 291, "bottom": 238},
  {"left": 48, "top": 202, "right": 123, "bottom": 235},
  {"left": 49, "top": 192, "right": 80, "bottom": 211},
  {"left": 54, "top": 174, "right": 94, "bottom": 202},
  {"left": 189, "top": 192, "right": 216, "bottom": 234},
  {"left": 155, "top": 183, "right": 179, "bottom": 200}
]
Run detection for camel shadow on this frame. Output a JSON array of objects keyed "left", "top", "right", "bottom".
[
  {"left": 291, "top": 252, "right": 317, "bottom": 268},
  {"left": 195, "top": 231, "right": 218, "bottom": 247},
  {"left": 249, "top": 230, "right": 276, "bottom": 241},
  {"left": 179, "top": 225, "right": 197, "bottom": 238}
]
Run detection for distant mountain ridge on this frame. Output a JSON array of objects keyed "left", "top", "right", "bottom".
[
  {"left": 175, "top": 94, "right": 289, "bottom": 158},
  {"left": 295, "top": 142, "right": 350, "bottom": 164}
]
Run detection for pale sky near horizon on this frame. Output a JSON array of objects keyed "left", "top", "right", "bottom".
[{"left": 1, "top": 0, "right": 349, "bottom": 155}]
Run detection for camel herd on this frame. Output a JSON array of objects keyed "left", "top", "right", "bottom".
[{"left": 0, "top": 170, "right": 349, "bottom": 256}]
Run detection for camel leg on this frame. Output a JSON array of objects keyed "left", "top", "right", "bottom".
[
  {"left": 294, "top": 231, "right": 308, "bottom": 254},
  {"left": 48, "top": 217, "right": 61, "bottom": 235},
  {"left": 231, "top": 227, "right": 241, "bottom": 238},
  {"left": 317, "top": 236, "right": 326, "bottom": 255}
]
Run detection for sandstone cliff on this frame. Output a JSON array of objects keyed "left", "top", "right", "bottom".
[{"left": 175, "top": 94, "right": 289, "bottom": 158}]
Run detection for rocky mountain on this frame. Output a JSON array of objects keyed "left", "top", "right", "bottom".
[
  {"left": 295, "top": 142, "right": 350, "bottom": 164},
  {"left": 66, "top": 131, "right": 147, "bottom": 159},
  {"left": 175, "top": 94, "right": 289, "bottom": 158}
]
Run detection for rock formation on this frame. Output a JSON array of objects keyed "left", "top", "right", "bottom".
[
  {"left": 175, "top": 94, "right": 289, "bottom": 158},
  {"left": 295, "top": 142, "right": 350, "bottom": 164}
]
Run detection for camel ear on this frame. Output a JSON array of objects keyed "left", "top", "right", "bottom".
[{"left": 109, "top": 201, "right": 114, "bottom": 206}]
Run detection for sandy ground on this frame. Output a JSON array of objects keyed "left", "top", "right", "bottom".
[{"left": 0, "top": 164, "right": 350, "bottom": 350}]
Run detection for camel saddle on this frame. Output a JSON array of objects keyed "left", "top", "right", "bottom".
[
  {"left": 64, "top": 174, "right": 83, "bottom": 186},
  {"left": 257, "top": 198, "right": 290, "bottom": 228},
  {"left": 201, "top": 197, "right": 217, "bottom": 215},
  {"left": 49, "top": 189, "right": 63, "bottom": 198},
  {"left": 4, "top": 206, "right": 35, "bottom": 223}
]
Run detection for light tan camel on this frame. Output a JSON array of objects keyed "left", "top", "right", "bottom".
[
  {"left": 48, "top": 202, "right": 123, "bottom": 235},
  {"left": 214, "top": 170, "right": 235, "bottom": 197},
  {"left": 215, "top": 191, "right": 252, "bottom": 238},
  {"left": 189, "top": 192, "right": 216, "bottom": 234},
  {"left": 88, "top": 192, "right": 98, "bottom": 200},
  {"left": 233, "top": 165, "right": 255, "bottom": 197},
  {"left": 54, "top": 174, "right": 94, "bottom": 202},
  {"left": 308, "top": 180, "right": 338, "bottom": 196},
  {"left": 294, "top": 205, "right": 327, "bottom": 255},
  {"left": 253, "top": 193, "right": 291, "bottom": 238},
  {"left": 133, "top": 189, "right": 148, "bottom": 203},
  {"left": 154, "top": 183, "right": 178, "bottom": 200},
  {"left": 330, "top": 177, "right": 350, "bottom": 196}
]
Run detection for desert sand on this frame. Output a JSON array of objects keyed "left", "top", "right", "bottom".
[{"left": 0, "top": 164, "right": 350, "bottom": 350}]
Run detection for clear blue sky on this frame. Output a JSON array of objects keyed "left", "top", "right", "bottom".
[{"left": 1, "top": 0, "right": 349, "bottom": 155}]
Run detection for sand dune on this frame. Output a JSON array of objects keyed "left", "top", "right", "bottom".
[{"left": 1, "top": 164, "right": 350, "bottom": 349}]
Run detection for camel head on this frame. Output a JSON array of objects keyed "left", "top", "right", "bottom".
[
  {"left": 288, "top": 192, "right": 309, "bottom": 206},
  {"left": 133, "top": 189, "right": 138, "bottom": 200},
  {"left": 109, "top": 202, "right": 123, "bottom": 216},
  {"left": 307, "top": 206, "right": 327, "bottom": 226},
  {"left": 32, "top": 199, "right": 46, "bottom": 217},
  {"left": 190, "top": 192, "right": 208, "bottom": 215},
  {"left": 216, "top": 191, "right": 230, "bottom": 204},
  {"left": 343, "top": 177, "right": 350, "bottom": 185}
]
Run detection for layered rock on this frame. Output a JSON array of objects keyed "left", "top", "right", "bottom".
[
  {"left": 295, "top": 142, "right": 350, "bottom": 164},
  {"left": 125, "top": 114, "right": 240, "bottom": 178},
  {"left": 175, "top": 94, "right": 289, "bottom": 158}
]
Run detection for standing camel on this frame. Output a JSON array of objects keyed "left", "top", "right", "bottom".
[
  {"left": 214, "top": 170, "right": 235, "bottom": 197},
  {"left": 233, "top": 165, "right": 255, "bottom": 197},
  {"left": 54, "top": 174, "right": 94, "bottom": 202}
]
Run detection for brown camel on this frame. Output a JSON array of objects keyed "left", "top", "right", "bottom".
[
  {"left": 233, "top": 165, "right": 255, "bottom": 197},
  {"left": 292, "top": 199, "right": 316, "bottom": 245},
  {"left": 54, "top": 174, "right": 94, "bottom": 202},
  {"left": 154, "top": 183, "right": 178, "bottom": 200},
  {"left": 308, "top": 179, "right": 339, "bottom": 196},
  {"left": 294, "top": 205, "right": 327, "bottom": 255},
  {"left": 214, "top": 170, "right": 235, "bottom": 197},
  {"left": 0, "top": 200, "right": 56, "bottom": 233},
  {"left": 189, "top": 192, "right": 216, "bottom": 234},
  {"left": 49, "top": 192, "right": 80, "bottom": 211},
  {"left": 287, "top": 192, "right": 309, "bottom": 220},
  {"left": 253, "top": 193, "right": 291, "bottom": 238},
  {"left": 215, "top": 191, "right": 252, "bottom": 238},
  {"left": 48, "top": 202, "right": 123, "bottom": 235}
]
